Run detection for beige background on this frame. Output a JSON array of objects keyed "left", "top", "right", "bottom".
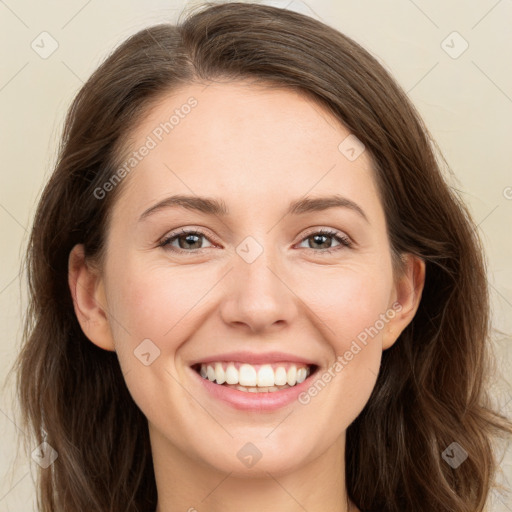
[{"left": 1, "top": 0, "right": 511, "bottom": 510}]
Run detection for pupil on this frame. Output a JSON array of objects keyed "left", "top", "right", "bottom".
[
  {"left": 180, "top": 234, "right": 200, "bottom": 249},
  {"left": 312, "top": 234, "right": 330, "bottom": 249}
]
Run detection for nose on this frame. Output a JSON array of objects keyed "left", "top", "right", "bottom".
[{"left": 219, "top": 246, "right": 299, "bottom": 334}]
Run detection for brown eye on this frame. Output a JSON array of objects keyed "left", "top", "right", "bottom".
[
  {"left": 297, "top": 229, "right": 352, "bottom": 252},
  {"left": 159, "top": 229, "right": 214, "bottom": 251}
]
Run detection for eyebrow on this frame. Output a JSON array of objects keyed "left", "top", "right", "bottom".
[{"left": 139, "top": 194, "right": 369, "bottom": 223}]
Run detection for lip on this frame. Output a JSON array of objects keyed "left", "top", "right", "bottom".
[
  {"left": 189, "top": 351, "right": 318, "bottom": 366},
  {"left": 188, "top": 363, "right": 319, "bottom": 412}
]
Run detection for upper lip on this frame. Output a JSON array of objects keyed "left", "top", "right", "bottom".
[{"left": 190, "top": 351, "right": 318, "bottom": 366}]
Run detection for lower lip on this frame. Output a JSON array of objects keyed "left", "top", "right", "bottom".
[{"left": 190, "top": 366, "right": 317, "bottom": 412}]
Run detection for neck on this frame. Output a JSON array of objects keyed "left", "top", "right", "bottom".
[{"left": 151, "top": 428, "right": 356, "bottom": 512}]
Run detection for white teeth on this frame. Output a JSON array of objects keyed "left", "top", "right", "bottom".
[
  {"left": 214, "top": 362, "right": 226, "bottom": 384},
  {"left": 274, "top": 366, "right": 287, "bottom": 386},
  {"left": 207, "top": 365, "right": 216, "bottom": 382},
  {"left": 257, "top": 365, "right": 275, "bottom": 387},
  {"left": 239, "top": 364, "right": 257, "bottom": 386},
  {"left": 198, "top": 362, "right": 313, "bottom": 390},
  {"left": 225, "top": 363, "right": 238, "bottom": 385},
  {"left": 296, "top": 367, "right": 307, "bottom": 383},
  {"left": 287, "top": 366, "right": 297, "bottom": 386}
]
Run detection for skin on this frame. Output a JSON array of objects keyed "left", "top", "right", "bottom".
[{"left": 68, "top": 80, "right": 425, "bottom": 512}]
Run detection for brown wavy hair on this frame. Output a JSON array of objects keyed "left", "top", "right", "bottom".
[{"left": 11, "top": 2, "right": 511, "bottom": 511}]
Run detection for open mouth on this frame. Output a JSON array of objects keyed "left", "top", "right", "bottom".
[{"left": 191, "top": 362, "right": 319, "bottom": 393}]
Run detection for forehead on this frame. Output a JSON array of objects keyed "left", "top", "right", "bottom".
[{"left": 112, "top": 80, "right": 382, "bottom": 223}]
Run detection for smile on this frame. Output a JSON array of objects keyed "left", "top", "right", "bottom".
[{"left": 192, "top": 362, "right": 316, "bottom": 392}]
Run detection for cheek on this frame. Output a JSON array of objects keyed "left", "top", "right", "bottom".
[
  {"left": 294, "top": 262, "right": 392, "bottom": 417},
  {"left": 102, "top": 260, "right": 210, "bottom": 420},
  {"left": 297, "top": 261, "right": 394, "bottom": 348},
  {"left": 298, "top": 273, "right": 387, "bottom": 436},
  {"left": 103, "top": 258, "right": 227, "bottom": 405},
  {"left": 106, "top": 258, "right": 210, "bottom": 342}
]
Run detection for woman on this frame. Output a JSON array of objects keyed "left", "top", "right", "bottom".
[{"left": 14, "top": 2, "right": 511, "bottom": 511}]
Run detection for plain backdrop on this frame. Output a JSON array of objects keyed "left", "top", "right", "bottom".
[{"left": 1, "top": 0, "right": 511, "bottom": 510}]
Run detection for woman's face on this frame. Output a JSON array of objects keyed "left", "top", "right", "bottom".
[{"left": 72, "top": 80, "right": 423, "bottom": 478}]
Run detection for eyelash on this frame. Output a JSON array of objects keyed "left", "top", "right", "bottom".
[{"left": 158, "top": 228, "right": 353, "bottom": 255}]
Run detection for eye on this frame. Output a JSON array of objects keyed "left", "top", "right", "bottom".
[
  {"left": 297, "top": 229, "right": 352, "bottom": 253},
  {"left": 158, "top": 227, "right": 352, "bottom": 255},
  {"left": 158, "top": 229, "right": 214, "bottom": 252}
]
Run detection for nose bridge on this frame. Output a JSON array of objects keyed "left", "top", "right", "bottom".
[
  {"left": 234, "top": 237, "right": 285, "bottom": 306},
  {"left": 219, "top": 235, "right": 297, "bottom": 332}
]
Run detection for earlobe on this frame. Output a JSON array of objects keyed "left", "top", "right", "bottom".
[
  {"left": 382, "top": 254, "right": 426, "bottom": 350},
  {"left": 68, "top": 244, "right": 116, "bottom": 352}
]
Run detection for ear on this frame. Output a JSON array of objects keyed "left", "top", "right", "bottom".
[
  {"left": 68, "top": 244, "right": 115, "bottom": 351},
  {"left": 382, "top": 253, "right": 426, "bottom": 350}
]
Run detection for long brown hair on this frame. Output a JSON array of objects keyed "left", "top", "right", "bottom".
[{"left": 11, "top": 2, "right": 511, "bottom": 511}]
